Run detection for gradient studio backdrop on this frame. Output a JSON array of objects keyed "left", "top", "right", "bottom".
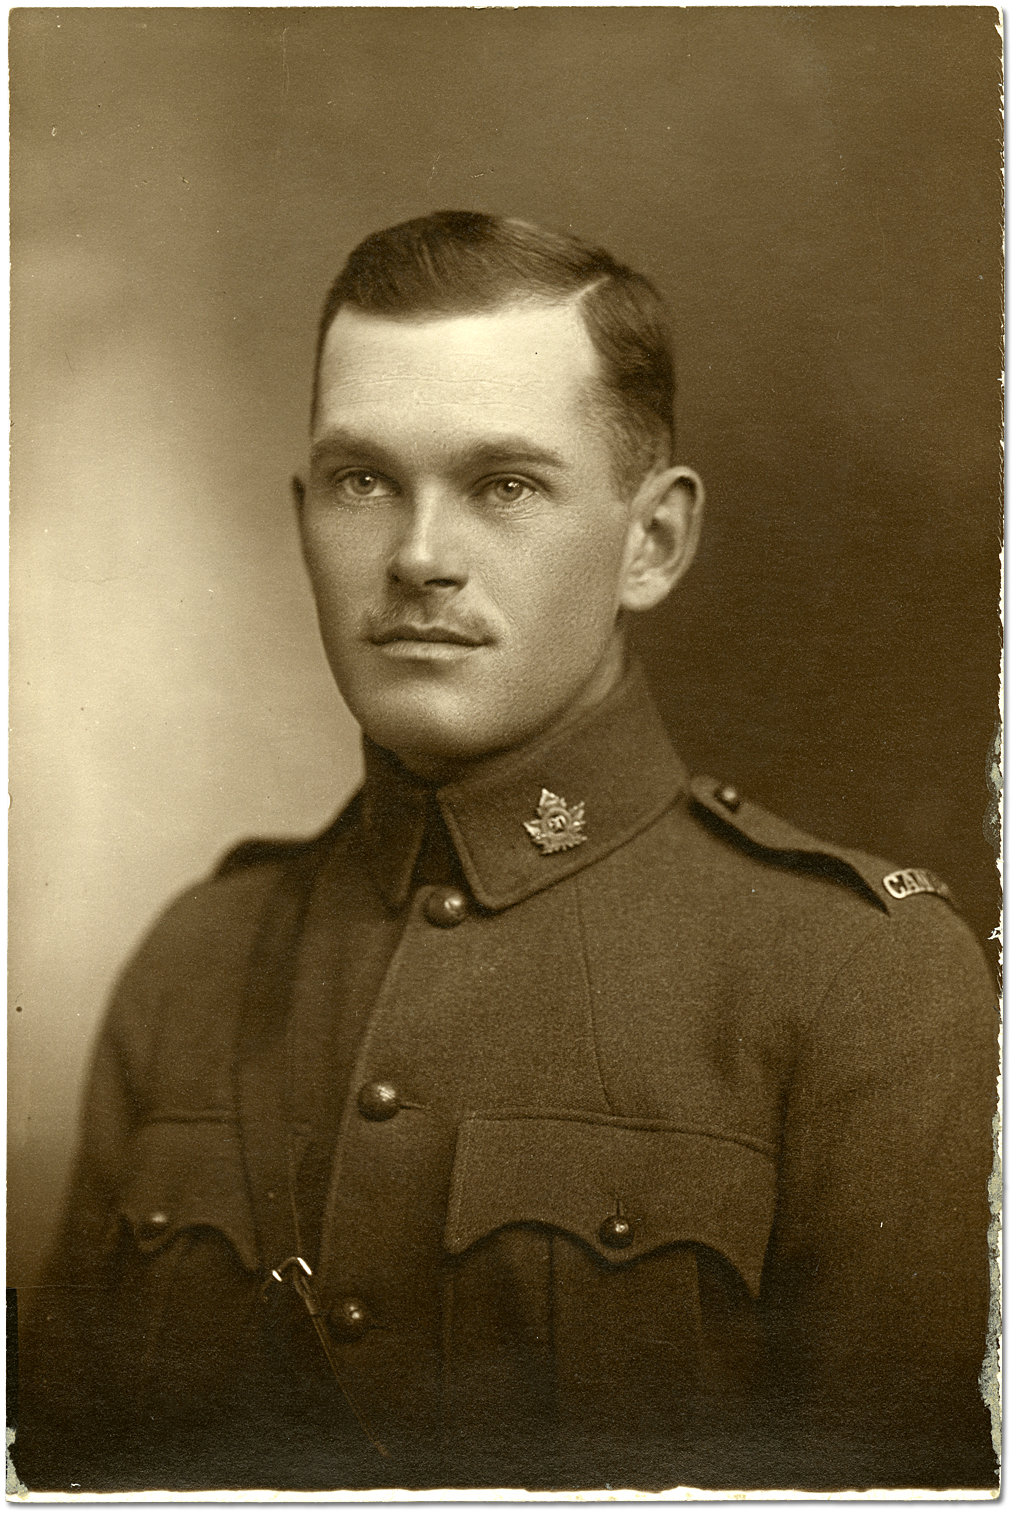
[{"left": 10, "top": 8, "right": 1002, "bottom": 1290}]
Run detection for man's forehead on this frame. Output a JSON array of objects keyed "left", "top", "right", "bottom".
[{"left": 316, "top": 300, "right": 602, "bottom": 405}]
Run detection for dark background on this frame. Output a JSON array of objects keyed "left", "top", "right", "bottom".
[{"left": 9, "top": 7, "right": 1002, "bottom": 1291}]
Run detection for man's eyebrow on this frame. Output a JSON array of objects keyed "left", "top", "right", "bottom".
[
  {"left": 452, "top": 437, "right": 570, "bottom": 473},
  {"left": 310, "top": 430, "right": 569, "bottom": 474},
  {"left": 310, "top": 429, "right": 391, "bottom": 469}
]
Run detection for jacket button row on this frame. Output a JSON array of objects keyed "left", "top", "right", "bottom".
[
  {"left": 328, "top": 1297, "right": 369, "bottom": 1341},
  {"left": 423, "top": 887, "right": 470, "bottom": 927},
  {"left": 598, "top": 1214, "right": 635, "bottom": 1249},
  {"left": 357, "top": 1080, "right": 401, "bottom": 1121}
]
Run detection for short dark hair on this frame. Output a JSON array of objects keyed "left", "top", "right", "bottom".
[{"left": 312, "top": 211, "right": 676, "bottom": 491}]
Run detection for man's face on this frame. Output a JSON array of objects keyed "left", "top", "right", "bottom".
[{"left": 299, "top": 300, "right": 643, "bottom": 777}]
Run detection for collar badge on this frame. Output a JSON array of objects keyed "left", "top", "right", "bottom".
[{"left": 524, "top": 788, "right": 587, "bottom": 855}]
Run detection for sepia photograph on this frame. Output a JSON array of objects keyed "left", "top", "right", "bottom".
[{"left": 8, "top": 6, "right": 1003, "bottom": 1497}]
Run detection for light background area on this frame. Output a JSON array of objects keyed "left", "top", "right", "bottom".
[{"left": 9, "top": 7, "right": 1002, "bottom": 1291}]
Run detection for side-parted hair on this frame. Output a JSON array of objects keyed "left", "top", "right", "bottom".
[{"left": 312, "top": 211, "right": 676, "bottom": 492}]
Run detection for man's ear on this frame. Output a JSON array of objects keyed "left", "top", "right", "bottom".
[
  {"left": 619, "top": 465, "right": 704, "bottom": 612},
  {"left": 291, "top": 475, "right": 306, "bottom": 511}
]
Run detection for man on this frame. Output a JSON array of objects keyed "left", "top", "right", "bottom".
[{"left": 16, "top": 212, "right": 998, "bottom": 1494}]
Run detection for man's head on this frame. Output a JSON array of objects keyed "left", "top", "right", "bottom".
[
  {"left": 312, "top": 210, "right": 676, "bottom": 496},
  {"left": 296, "top": 211, "right": 703, "bottom": 780}
]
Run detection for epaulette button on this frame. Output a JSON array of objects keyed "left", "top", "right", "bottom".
[{"left": 714, "top": 783, "right": 742, "bottom": 813}]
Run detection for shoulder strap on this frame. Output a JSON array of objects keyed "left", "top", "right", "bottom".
[{"left": 689, "top": 775, "right": 958, "bottom": 915}]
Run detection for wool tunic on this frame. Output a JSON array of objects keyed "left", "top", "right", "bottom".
[{"left": 14, "top": 664, "right": 999, "bottom": 1494}]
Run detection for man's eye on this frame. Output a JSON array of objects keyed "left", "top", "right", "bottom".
[
  {"left": 482, "top": 477, "right": 536, "bottom": 506},
  {"left": 334, "top": 471, "right": 394, "bottom": 500}
]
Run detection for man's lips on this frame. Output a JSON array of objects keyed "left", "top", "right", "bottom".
[{"left": 368, "top": 622, "right": 489, "bottom": 647}]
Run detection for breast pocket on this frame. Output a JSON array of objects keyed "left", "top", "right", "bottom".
[
  {"left": 118, "top": 1119, "right": 259, "bottom": 1267},
  {"left": 440, "top": 1113, "right": 777, "bottom": 1487},
  {"left": 113, "top": 1120, "right": 262, "bottom": 1418}
]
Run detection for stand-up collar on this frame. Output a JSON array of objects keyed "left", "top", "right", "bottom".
[{"left": 359, "top": 660, "right": 688, "bottom": 912}]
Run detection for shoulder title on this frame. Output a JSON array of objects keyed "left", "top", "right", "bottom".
[{"left": 689, "top": 775, "right": 958, "bottom": 915}]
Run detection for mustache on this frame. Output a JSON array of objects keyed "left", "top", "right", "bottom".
[{"left": 362, "top": 605, "right": 496, "bottom": 646}]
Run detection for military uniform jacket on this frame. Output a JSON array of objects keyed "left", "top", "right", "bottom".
[{"left": 16, "top": 665, "right": 998, "bottom": 1494}]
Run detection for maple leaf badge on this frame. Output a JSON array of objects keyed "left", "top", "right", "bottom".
[{"left": 523, "top": 788, "right": 588, "bottom": 855}]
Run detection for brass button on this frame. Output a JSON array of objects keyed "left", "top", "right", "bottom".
[
  {"left": 598, "top": 1214, "right": 635, "bottom": 1250},
  {"left": 136, "top": 1210, "right": 170, "bottom": 1241},
  {"left": 714, "top": 783, "right": 741, "bottom": 813},
  {"left": 423, "top": 887, "right": 469, "bottom": 927},
  {"left": 328, "top": 1296, "right": 370, "bottom": 1341},
  {"left": 357, "top": 1080, "right": 401, "bottom": 1121}
]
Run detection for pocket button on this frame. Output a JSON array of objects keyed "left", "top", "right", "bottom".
[{"left": 599, "top": 1213, "right": 635, "bottom": 1249}]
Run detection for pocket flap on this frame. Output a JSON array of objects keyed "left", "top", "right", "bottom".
[
  {"left": 444, "top": 1115, "right": 776, "bottom": 1297},
  {"left": 119, "top": 1120, "right": 259, "bottom": 1271}
]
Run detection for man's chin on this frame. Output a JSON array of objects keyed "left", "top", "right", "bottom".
[
  {"left": 352, "top": 694, "right": 491, "bottom": 768},
  {"left": 351, "top": 686, "right": 541, "bottom": 780}
]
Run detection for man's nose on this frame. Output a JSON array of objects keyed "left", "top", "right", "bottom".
[{"left": 387, "top": 492, "right": 468, "bottom": 591}]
